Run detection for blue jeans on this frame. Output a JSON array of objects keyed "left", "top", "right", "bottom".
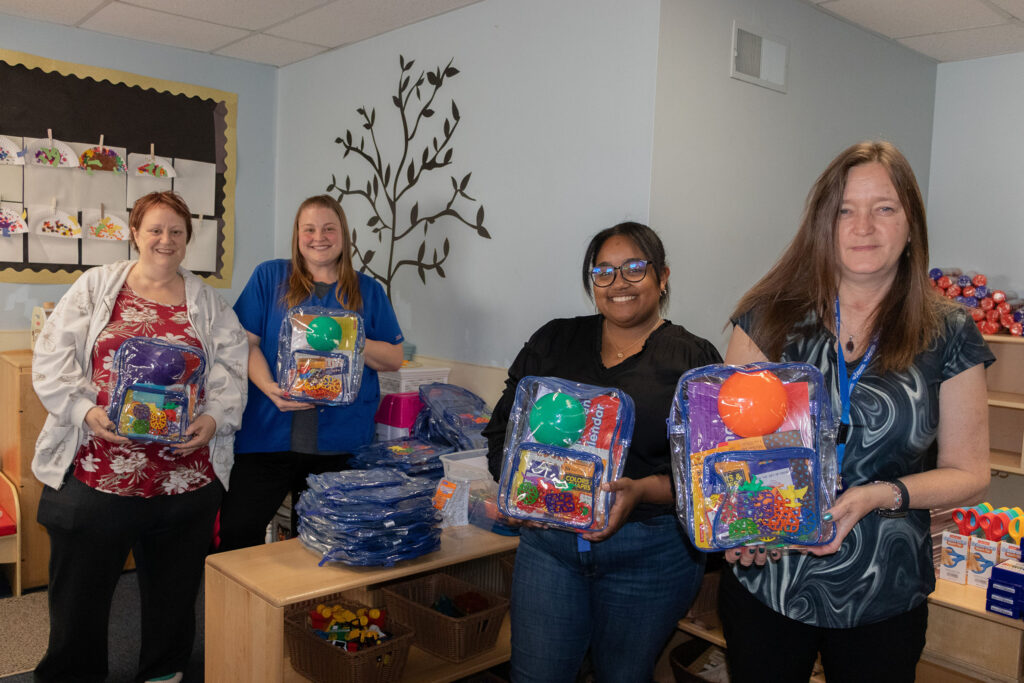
[{"left": 510, "top": 515, "right": 705, "bottom": 683}]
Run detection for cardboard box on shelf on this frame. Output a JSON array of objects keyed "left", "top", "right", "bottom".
[{"left": 378, "top": 364, "right": 450, "bottom": 395}]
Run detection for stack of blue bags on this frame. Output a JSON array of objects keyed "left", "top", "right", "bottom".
[
  {"left": 296, "top": 468, "right": 442, "bottom": 566},
  {"left": 349, "top": 438, "right": 455, "bottom": 478},
  {"left": 412, "top": 383, "right": 492, "bottom": 451}
]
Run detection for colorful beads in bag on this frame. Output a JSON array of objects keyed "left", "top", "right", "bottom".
[
  {"left": 497, "top": 376, "right": 634, "bottom": 532},
  {"left": 669, "top": 362, "right": 838, "bottom": 551},
  {"left": 277, "top": 306, "right": 365, "bottom": 405},
  {"left": 107, "top": 337, "right": 206, "bottom": 444}
]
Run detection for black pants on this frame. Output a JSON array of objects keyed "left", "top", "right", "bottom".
[
  {"left": 34, "top": 476, "right": 222, "bottom": 683},
  {"left": 718, "top": 565, "right": 928, "bottom": 683},
  {"left": 216, "top": 450, "right": 349, "bottom": 552}
]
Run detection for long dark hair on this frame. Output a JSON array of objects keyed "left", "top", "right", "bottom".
[
  {"left": 731, "top": 140, "right": 951, "bottom": 373},
  {"left": 581, "top": 222, "right": 670, "bottom": 312}
]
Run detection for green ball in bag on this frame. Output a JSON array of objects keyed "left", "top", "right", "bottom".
[
  {"left": 306, "top": 316, "right": 342, "bottom": 351},
  {"left": 529, "top": 392, "right": 586, "bottom": 447}
]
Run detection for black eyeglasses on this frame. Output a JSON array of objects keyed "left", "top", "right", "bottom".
[{"left": 590, "top": 259, "right": 650, "bottom": 287}]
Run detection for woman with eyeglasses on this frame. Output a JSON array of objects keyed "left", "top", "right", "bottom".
[{"left": 482, "top": 222, "right": 721, "bottom": 683}]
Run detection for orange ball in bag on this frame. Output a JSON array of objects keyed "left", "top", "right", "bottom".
[{"left": 717, "top": 370, "right": 788, "bottom": 437}]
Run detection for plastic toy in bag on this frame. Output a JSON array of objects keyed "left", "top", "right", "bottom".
[
  {"left": 669, "top": 362, "right": 837, "bottom": 551},
  {"left": 276, "top": 306, "right": 365, "bottom": 405},
  {"left": 107, "top": 337, "right": 206, "bottom": 444},
  {"left": 497, "top": 376, "right": 634, "bottom": 533}
]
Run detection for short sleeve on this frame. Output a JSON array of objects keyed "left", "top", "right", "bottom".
[
  {"left": 941, "top": 307, "right": 996, "bottom": 381},
  {"left": 233, "top": 262, "right": 277, "bottom": 339},
  {"left": 360, "top": 275, "right": 404, "bottom": 345}
]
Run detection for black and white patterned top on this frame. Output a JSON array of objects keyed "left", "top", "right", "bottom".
[{"left": 732, "top": 305, "right": 994, "bottom": 628}]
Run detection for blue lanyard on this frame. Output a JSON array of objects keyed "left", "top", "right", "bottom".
[{"left": 834, "top": 297, "right": 878, "bottom": 481}]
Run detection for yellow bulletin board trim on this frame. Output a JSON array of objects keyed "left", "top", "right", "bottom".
[{"left": 0, "top": 48, "right": 237, "bottom": 288}]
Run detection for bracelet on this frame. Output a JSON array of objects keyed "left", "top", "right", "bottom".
[{"left": 872, "top": 479, "right": 910, "bottom": 517}]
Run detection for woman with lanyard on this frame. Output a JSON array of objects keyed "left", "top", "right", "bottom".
[
  {"left": 719, "top": 141, "right": 992, "bottom": 682},
  {"left": 218, "top": 194, "right": 403, "bottom": 551}
]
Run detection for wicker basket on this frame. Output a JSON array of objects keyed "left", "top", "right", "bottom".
[
  {"left": 381, "top": 572, "right": 510, "bottom": 662},
  {"left": 284, "top": 595, "right": 414, "bottom": 683}
]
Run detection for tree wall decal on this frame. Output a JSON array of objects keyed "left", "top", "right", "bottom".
[{"left": 326, "top": 55, "right": 490, "bottom": 299}]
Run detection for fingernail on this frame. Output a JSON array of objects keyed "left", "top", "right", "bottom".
[
  {"left": 823, "top": 512, "right": 833, "bottom": 522},
  {"left": 758, "top": 547, "right": 766, "bottom": 554}
]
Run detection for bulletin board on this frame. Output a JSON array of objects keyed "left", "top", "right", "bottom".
[{"left": 0, "top": 48, "right": 237, "bottom": 287}]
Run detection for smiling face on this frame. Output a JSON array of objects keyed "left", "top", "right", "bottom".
[
  {"left": 835, "top": 162, "right": 910, "bottom": 287},
  {"left": 297, "top": 204, "right": 344, "bottom": 276},
  {"left": 131, "top": 205, "right": 188, "bottom": 271},
  {"left": 592, "top": 234, "right": 667, "bottom": 329}
]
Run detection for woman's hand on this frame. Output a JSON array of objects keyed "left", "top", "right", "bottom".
[
  {"left": 84, "top": 406, "right": 130, "bottom": 444},
  {"left": 263, "top": 383, "right": 315, "bottom": 412},
  {"left": 724, "top": 545, "right": 782, "bottom": 567},
  {"left": 582, "top": 477, "right": 645, "bottom": 542},
  {"left": 172, "top": 414, "right": 218, "bottom": 456},
  {"left": 803, "top": 483, "right": 888, "bottom": 556}
]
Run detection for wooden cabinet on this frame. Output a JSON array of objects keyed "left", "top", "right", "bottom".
[
  {"left": 986, "top": 335, "right": 1024, "bottom": 475},
  {"left": 205, "top": 526, "right": 517, "bottom": 683},
  {"left": 0, "top": 349, "right": 49, "bottom": 590}
]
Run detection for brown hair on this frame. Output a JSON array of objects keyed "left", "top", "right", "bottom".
[
  {"left": 284, "top": 195, "right": 362, "bottom": 311},
  {"left": 128, "top": 191, "right": 193, "bottom": 250},
  {"left": 731, "top": 140, "right": 952, "bottom": 374}
]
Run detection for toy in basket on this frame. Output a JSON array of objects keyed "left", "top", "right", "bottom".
[
  {"left": 107, "top": 338, "right": 206, "bottom": 444},
  {"left": 669, "top": 362, "right": 838, "bottom": 551},
  {"left": 497, "top": 376, "right": 634, "bottom": 533},
  {"left": 277, "top": 306, "right": 365, "bottom": 405},
  {"left": 284, "top": 595, "right": 414, "bottom": 683}
]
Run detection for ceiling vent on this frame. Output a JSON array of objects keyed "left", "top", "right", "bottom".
[{"left": 731, "top": 21, "right": 788, "bottom": 94}]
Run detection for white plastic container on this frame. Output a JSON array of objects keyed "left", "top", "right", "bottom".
[{"left": 440, "top": 449, "right": 491, "bottom": 482}]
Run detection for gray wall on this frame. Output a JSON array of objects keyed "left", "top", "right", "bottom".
[
  {"left": 0, "top": 14, "right": 279, "bottom": 329},
  {"left": 650, "top": 0, "right": 938, "bottom": 350}
]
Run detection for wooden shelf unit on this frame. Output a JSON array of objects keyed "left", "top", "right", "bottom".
[
  {"left": 985, "top": 335, "right": 1024, "bottom": 475},
  {"left": 205, "top": 525, "right": 518, "bottom": 683}
]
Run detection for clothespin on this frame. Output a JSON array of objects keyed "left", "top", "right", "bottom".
[
  {"left": 100, "top": 202, "right": 105, "bottom": 219},
  {"left": 149, "top": 143, "right": 155, "bottom": 164},
  {"left": 99, "top": 134, "right": 104, "bottom": 148},
  {"left": 47, "top": 129, "right": 53, "bottom": 147}
]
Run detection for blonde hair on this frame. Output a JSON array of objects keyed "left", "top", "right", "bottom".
[{"left": 284, "top": 195, "right": 362, "bottom": 311}]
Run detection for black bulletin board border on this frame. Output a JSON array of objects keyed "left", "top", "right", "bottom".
[{"left": 0, "top": 48, "right": 237, "bottom": 287}]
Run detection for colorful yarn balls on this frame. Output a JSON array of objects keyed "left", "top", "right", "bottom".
[
  {"left": 306, "top": 316, "right": 342, "bottom": 351},
  {"left": 528, "top": 392, "right": 586, "bottom": 447},
  {"left": 717, "top": 370, "right": 788, "bottom": 438}
]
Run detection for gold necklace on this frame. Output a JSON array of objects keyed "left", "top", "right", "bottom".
[{"left": 605, "top": 317, "right": 662, "bottom": 359}]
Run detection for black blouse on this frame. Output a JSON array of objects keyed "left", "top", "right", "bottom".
[{"left": 482, "top": 315, "right": 722, "bottom": 522}]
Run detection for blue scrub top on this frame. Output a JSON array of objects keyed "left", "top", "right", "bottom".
[{"left": 233, "top": 259, "right": 404, "bottom": 454}]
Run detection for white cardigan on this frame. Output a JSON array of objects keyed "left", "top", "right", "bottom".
[{"left": 31, "top": 260, "right": 249, "bottom": 490}]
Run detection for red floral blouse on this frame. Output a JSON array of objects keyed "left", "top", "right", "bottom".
[{"left": 73, "top": 285, "right": 215, "bottom": 497}]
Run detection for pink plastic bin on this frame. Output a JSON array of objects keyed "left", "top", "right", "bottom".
[{"left": 375, "top": 392, "right": 423, "bottom": 429}]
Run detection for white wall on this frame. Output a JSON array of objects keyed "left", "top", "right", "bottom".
[
  {"left": 277, "top": 0, "right": 662, "bottom": 367},
  {"left": 928, "top": 53, "right": 1024, "bottom": 293},
  {"left": 650, "top": 0, "right": 938, "bottom": 350},
  {"left": 0, "top": 15, "right": 279, "bottom": 330}
]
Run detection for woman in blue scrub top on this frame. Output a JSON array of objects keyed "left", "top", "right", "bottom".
[{"left": 218, "top": 194, "right": 404, "bottom": 551}]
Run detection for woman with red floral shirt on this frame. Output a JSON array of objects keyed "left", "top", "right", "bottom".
[{"left": 31, "top": 191, "right": 248, "bottom": 683}]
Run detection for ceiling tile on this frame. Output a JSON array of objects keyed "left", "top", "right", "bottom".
[
  {"left": 80, "top": 2, "right": 249, "bottom": 52},
  {"left": 120, "top": 0, "right": 331, "bottom": 31},
  {"left": 266, "top": 0, "right": 480, "bottom": 48},
  {"left": 900, "top": 22, "right": 1024, "bottom": 61},
  {"left": 215, "top": 33, "right": 325, "bottom": 67},
  {"left": 990, "top": 0, "right": 1024, "bottom": 20},
  {"left": 825, "top": 0, "right": 1006, "bottom": 38},
  {"left": 0, "top": 0, "right": 108, "bottom": 25}
]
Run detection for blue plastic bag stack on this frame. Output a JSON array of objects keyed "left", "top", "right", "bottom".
[
  {"left": 349, "top": 438, "right": 455, "bottom": 478},
  {"left": 413, "top": 383, "right": 492, "bottom": 451},
  {"left": 296, "top": 469, "right": 442, "bottom": 566}
]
